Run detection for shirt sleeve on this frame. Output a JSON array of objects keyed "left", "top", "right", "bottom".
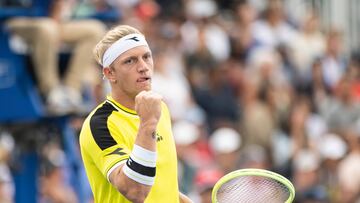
[{"left": 83, "top": 112, "right": 132, "bottom": 181}]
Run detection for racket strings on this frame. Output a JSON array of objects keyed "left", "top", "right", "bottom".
[{"left": 216, "top": 176, "right": 290, "bottom": 203}]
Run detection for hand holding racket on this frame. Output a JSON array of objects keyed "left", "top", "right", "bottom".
[{"left": 212, "top": 168, "right": 295, "bottom": 203}]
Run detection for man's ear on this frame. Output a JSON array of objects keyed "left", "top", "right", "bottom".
[{"left": 103, "top": 67, "right": 116, "bottom": 83}]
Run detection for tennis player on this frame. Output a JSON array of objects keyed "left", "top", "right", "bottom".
[{"left": 79, "top": 25, "right": 192, "bottom": 203}]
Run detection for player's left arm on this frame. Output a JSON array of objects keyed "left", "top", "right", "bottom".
[{"left": 179, "top": 192, "right": 193, "bottom": 203}]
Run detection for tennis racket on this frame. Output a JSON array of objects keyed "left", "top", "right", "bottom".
[{"left": 212, "top": 168, "right": 295, "bottom": 203}]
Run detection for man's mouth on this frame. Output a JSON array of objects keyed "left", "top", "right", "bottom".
[{"left": 137, "top": 77, "right": 151, "bottom": 82}]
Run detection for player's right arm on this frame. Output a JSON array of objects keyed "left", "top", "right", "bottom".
[{"left": 109, "top": 91, "right": 162, "bottom": 203}]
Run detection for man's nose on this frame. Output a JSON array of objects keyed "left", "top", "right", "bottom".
[{"left": 137, "top": 58, "right": 149, "bottom": 72}]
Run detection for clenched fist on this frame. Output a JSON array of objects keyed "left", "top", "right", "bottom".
[{"left": 135, "top": 91, "right": 163, "bottom": 125}]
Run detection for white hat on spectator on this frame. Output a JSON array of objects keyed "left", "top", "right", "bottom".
[
  {"left": 318, "top": 133, "right": 347, "bottom": 160},
  {"left": 209, "top": 127, "right": 241, "bottom": 154},
  {"left": 173, "top": 120, "right": 200, "bottom": 146},
  {"left": 293, "top": 149, "right": 320, "bottom": 172},
  {"left": 186, "top": 0, "right": 217, "bottom": 19}
]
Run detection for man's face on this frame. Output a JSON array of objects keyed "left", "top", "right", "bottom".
[{"left": 110, "top": 45, "right": 154, "bottom": 98}]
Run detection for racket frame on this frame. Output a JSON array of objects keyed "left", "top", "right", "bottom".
[{"left": 211, "top": 168, "right": 295, "bottom": 203}]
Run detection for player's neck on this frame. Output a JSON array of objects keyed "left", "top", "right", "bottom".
[{"left": 111, "top": 90, "right": 136, "bottom": 111}]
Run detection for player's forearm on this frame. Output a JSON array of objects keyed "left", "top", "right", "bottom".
[
  {"left": 110, "top": 165, "right": 151, "bottom": 203},
  {"left": 134, "top": 90, "right": 162, "bottom": 152},
  {"left": 134, "top": 120, "right": 158, "bottom": 151}
]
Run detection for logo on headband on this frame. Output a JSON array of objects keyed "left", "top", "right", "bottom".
[{"left": 126, "top": 36, "right": 140, "bottom": 42}]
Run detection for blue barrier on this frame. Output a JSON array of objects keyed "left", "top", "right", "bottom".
[
  {"left": 13, "top": 152, "right": 38, "bottom": 203},
  {"left": 0, "top": 2, "right": 95, "bottom": 202},
  {"left": 0, "top": 27, "right": 45, "bottom": 122}
]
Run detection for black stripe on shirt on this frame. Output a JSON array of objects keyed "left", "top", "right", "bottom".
[
  {"left": 126, "top": 157, "right": 156, "bottom": 177},
  {"left": 90, "top": 102, "right": 118, "bottom": 150}
]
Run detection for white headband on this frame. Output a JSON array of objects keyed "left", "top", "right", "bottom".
[{"left": 102, "top": 33, "right": 149, "bottom": 67}]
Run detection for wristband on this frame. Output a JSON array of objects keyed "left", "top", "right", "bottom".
[{"left": 123, "top": 144, "right": 157, "bottom": 185}]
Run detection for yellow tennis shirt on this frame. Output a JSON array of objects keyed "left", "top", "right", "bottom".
[{"left": 79, "top": 96, "right": 179, "bottom": 203}]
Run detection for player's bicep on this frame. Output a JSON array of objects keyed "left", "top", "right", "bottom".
[
  {"left": 108, "top": 158, "right": 152, "bottom": 201},
  {"left": 108, "top": 161, "right": 126, "bottom": 184}
]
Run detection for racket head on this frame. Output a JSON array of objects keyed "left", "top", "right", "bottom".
[{"left": 211, "top": 168, "right": 295, "bottom": 203}]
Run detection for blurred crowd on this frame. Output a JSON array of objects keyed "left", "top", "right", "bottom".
[{"left": 1, "top": 0, "right": 360, "bottom": 202}]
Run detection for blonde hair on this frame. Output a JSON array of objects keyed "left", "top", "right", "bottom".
[{"left": 93, "top": 25, "right": 142, "bottom": 66}]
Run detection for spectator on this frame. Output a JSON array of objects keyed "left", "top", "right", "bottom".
[
  {"left": 316, "top": 133, "right": 347, "bottom": 202},
  {"left": 289, "top": 12, "right": 326, "bottom": 85},
  {"left": 320, "top": 29, "right": 347, "bottom": 91},
  {"left": 192, "top": 64, "right": 239, "bottom": 131},
  {"left": 173, "top": 120, "right": 201, "bottom": 195},
  {"left": 239, "top": 71, "right": 275, "bottom": 150},
  {"left": 338, "top": 131, "right": 360, "bottom": 203},
  {"left": 293, "top": 149, "right": 328, "bottom": 203},
  {"left": 209, "top": 127, "right": 242, "bottom": 173},
  {"left": 252, "top": 0, "right": 296, "bottom": 48},
  {"left": 39, "top": 142, "right": 78, "bottom": 203},
  {"left": 6, "top": 0, "right": 106, "bottom": 114},
  {"left": 152, "top": 48, "right": 204, "bottom": 122},
  {"left": 318, "top": 77, "right": 360, "bottom": 132},
  {"left": 347, "top": 51, "right": 360, "bottom": 102},
  {"left": 229, "top": 0, "right": 258, "bottom": 61},
  {"left": 192, "top": 168, "right": 223, "bottom": 203},
  {"left": 302, "top": 58, "right": 331, "bottom": 107}
]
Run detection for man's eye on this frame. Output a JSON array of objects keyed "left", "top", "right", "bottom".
[
  {"left": 124, "top": 59, "right": 134, "bottom": 64},
  {"left": 144, "top": 54, "right": 152, "bottom": 60}
]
